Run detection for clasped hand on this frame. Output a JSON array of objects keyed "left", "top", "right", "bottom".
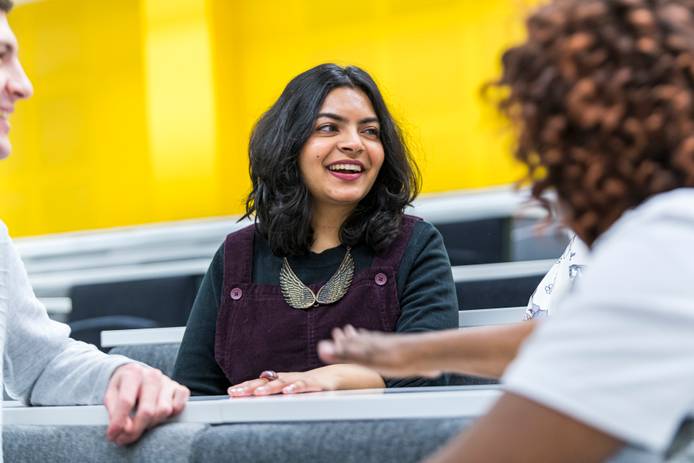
[{"left": 104, "top": 363, "right": 190, "bottom": 446}]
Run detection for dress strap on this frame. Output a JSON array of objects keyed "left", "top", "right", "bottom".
[{"left": 223, "top": 224, "right": 256, "bottom": 285}]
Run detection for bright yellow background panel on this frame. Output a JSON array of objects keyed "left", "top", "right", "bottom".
[{"left": 3, "top": 0, "right": 532, "bottom": 236}]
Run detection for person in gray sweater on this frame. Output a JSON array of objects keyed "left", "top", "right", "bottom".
[{"left": 0, "top": 0, "right": 188, "bottom": 453}]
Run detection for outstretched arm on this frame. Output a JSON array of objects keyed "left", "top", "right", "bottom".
[{"left": 319, "top": 321, "right": 536, "bottom": 379}]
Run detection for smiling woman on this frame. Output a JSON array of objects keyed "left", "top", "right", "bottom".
[{"left": 172, "top": 64, "right": 459, "bottom": 397}]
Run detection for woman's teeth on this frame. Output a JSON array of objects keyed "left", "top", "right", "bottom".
[{"left": 328, "top": 164, "right": 362, "bottom": 173}]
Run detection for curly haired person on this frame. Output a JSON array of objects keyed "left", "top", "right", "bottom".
[{"left": 321, "top": 1, "right": 694, "bottom": 460}]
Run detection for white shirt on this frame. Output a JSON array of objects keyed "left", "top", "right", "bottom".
[
  {"left": 503, "top": 188, "right": 694, "bottom": 456},
  {"left": 1, "top": 221, "right": 129, "bottom": 461}
]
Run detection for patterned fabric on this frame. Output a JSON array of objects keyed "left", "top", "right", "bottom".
[{"left": 524, "top": 235, "right": 590, "bottom": 320}]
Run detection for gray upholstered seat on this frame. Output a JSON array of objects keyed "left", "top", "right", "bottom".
[
  {"left": 3, "top": 423, "right": 206, "bottom": 463},
  {"left": 109, "top": 343, "right": 180, "bottom": 377},
  {"left": 190, "top": 418, "right": 474, "bottom": 463},
  {"left": 4, "top": 418, "right": 474, "bottom": 463}
]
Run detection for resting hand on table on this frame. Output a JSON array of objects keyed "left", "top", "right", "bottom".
[
  {"left": 228, "top": 369, "right": 337, "bottom": 397},
  {"left": 104, "top": 363, "right": 190, "bottom": 446},
  {"left": 228, "top": 363, "right": 386, "bottom": 397},
  {"left": 317, "top": 325, "right": 442, "bottom": 378}
]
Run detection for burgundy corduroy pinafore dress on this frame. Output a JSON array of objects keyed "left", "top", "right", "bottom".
[{"left": 213, "top": 215, "right": 420, "bottom": 385}]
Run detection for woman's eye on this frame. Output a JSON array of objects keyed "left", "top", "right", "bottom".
[
  {"left": 363, "top": 127, "right": 380, "bottom": 137},
  {"left": 317, "top": 124, "right": 337, "bottom": 133}
]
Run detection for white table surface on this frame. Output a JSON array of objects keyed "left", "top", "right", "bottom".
[{"left": 4, "top": 386, "right": 501, "bottom": 426}]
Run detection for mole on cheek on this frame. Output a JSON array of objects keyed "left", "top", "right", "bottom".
[{"left": 315, "top": 155, "right": 320, "bottom": 159}]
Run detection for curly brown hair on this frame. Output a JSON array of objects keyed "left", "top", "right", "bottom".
[{"left": 497, "top": 0, "right": 694, "bottom": 245}]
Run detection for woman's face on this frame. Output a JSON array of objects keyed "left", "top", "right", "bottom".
[{"left": 298, "top": 87, "right": 385, "bottom": 213}]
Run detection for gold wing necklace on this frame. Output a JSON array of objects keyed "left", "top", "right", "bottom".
[{"left": 279, "top": 247, "right": 354, "bottom": 310}]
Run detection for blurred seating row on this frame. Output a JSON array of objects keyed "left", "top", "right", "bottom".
[{"left": 14, "top": 187, "right": 566, "bottom": 349}]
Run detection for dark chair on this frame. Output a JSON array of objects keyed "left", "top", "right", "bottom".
[
  {"left": 68, "top": 275, "right": 201, "bottom": 350},
  {"left": 434, "top": 218, "right": 512, "bottom": 266},
  {"left": 456, "top": 274, "right": 544, "bottom": 310}
]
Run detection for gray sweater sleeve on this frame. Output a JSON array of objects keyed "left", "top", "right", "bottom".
[{"left": 2, "top": 226, "right": 131, "bottom": 405}]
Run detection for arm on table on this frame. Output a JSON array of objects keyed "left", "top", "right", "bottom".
[
  {"left": 228, "top": 363, "right": 385, "bottom": 396},
  {"left": 3, "top": 234, "right": 188, "bottom": 446},
  {"left": 319, "top": 321, "right": 536, "bottom": 380}
]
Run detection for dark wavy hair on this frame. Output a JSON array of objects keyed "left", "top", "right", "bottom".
[
  {"left": 0, "top": 1, "right": 11, "bottom": 13},
  {"left": 495, "top": 0, "right": 694, "bottom": 245},
  {"left": 243, "top": 64, "right": 420, "bottom": 257}
]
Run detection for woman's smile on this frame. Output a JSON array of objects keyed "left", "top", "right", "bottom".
[{"left": 326, "top": 160, "right": 365, "bottom": 181}]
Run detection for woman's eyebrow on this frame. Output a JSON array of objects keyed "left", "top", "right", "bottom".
[
  {"left": 316, "top": 113, "right": 379, "bottom": 124},
  {"left": 316, "top": 112, "right": 346, "bottom": 122}
]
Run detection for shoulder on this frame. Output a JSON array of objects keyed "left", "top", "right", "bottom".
[
  {"left": 398, "top": 218, "right": 448, "bottom": 270},
  {"left": 586, "top": 188, "right": 694, "bottom": 288},
  {"left": 595, "top": 188, "right": 694, "bottom": 250},
  {"left": 224, "top": 223, "right": 256, "bottom": 242},
  {"left": 222, "top": 223, "right": 257, "bottom": 258},
  {"left": 404, "top": 217, "right": 443, "bottom": 250},
  {"left": 211, "top": 242, "right": 224, "bottom": 270}
]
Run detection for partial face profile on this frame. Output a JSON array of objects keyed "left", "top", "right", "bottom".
[
  {"left": 0, "top": 13, "right": 33, "bottom": 159},
  {"left": 298, "top": 87, "right": 384, "bottom": 212}
]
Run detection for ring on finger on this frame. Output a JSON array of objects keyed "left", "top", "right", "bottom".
[{"left": 259, "top": 370, "right": 279, "bottom": 382}]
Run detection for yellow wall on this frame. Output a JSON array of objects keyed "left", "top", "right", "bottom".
[{"left": 2, "top": 0, "right": 533, "bottom": 236}]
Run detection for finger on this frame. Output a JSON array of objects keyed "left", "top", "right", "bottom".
[
  {"left": 344, "top": 324, "right": 359, "bottom": 338},
  {"left": 103, "top": 373, "right": 122, "bottom": 432},
  {"left": 171, "top": 385, "right": 190, "bottom": 415},
  {"left": 119, "top": 368, "right": 164, "bottom": 445},
  {"left": 254, "top": 378, "right": 286, "bottom": 396},
  {"left": 331, "top": 326, "right": 346, "bottom": 344},
  {"left": 106, "top": 366, "right": 141, "bottom": 442},
  {"left": 228, "top": 378, "right": 268, "bottom": 397},
  {"left": 282, "top": 379, "right": 322, "bottom": 395},
  {"left": 331, "top": 327, "right": 350, "bottom": 356},
  {"left": 317, "top": 340, "right": 339, "bottom": 363},
  {"left": 153, "top": 379, "right": 176, "bottom": 421}
]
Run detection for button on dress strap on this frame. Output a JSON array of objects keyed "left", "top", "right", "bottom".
[
  {"left": 371, "top": 215, "right": 421, "bottom": 268},
  {"left": 223, "top": 224, "right": 256, "bottom": 285},
  {"left": 229, "top": 287, "right": 243, "bottom": 300}
]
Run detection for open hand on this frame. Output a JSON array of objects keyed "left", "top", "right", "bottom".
[
  {"left": 318, "top": 325, "right": 441, "bottom": 378},
  {"left": 104, "top": 363, "right": 189, "bottom": 446},
  {"left": 228, "top": 370, "right": 336, "bottom": 397}
]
